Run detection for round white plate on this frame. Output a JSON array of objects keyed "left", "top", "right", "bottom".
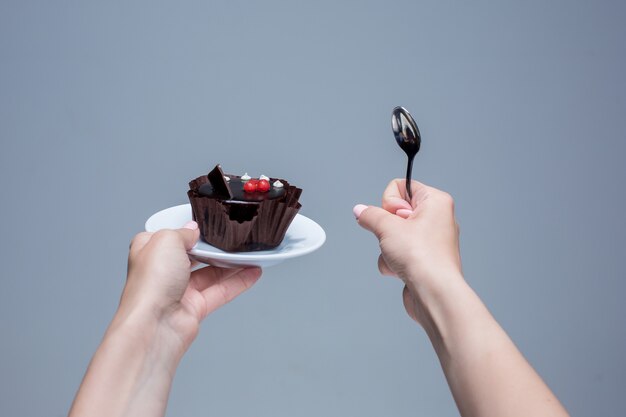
[{"left": 145, "top": 204, "right": 326, "bottom": 268}]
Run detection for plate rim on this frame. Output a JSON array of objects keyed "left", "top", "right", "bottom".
[{"left": 145, "top": 203, "right": 326, "bottom": 262}]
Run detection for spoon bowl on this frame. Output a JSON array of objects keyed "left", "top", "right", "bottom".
[{"left": 391, "top": 106, "right": 421, "bottom": 201}]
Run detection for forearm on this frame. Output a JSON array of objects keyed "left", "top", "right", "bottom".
[
  {"left": 413, "top": 273, "right": 569, "bottom": 417},
  {"left": 68, "top": 307, "right": 183, "bottom": 417}
]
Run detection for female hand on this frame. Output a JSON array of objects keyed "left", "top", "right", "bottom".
[
  {"left": 354, "top": 180, "right": 569, "bottom": 417},
  {"left": 353, "top": 179, "right": 462, "bottom": 327},
  {"left": 120, "top": 221, "right": 262, "bottom": 355},
  {"left": 69, "top": 221, "right": 261, "bottom": 417}
]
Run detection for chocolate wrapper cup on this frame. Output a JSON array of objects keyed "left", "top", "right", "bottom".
[{"left": 188, "top": 175, "right": 302, "bottom": 252}]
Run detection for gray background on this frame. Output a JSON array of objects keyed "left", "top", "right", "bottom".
[{"left": 1, "top": 1, "right": 625, "bottom": 416}]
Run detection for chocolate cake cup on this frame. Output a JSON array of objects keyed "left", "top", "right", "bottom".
[{"left": 188, "top": 175, "right": 302, "bottom": 252}]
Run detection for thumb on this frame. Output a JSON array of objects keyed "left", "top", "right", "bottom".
[
  {"left": 353, "top": 204, "right": 397, "bottom": 240},
  {"left": 177, "top": 220, "right": 200, "bottom": 250}
]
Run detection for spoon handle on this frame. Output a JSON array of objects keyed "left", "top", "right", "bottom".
[{"left": 405, "top": 155, "right": 414, "bottom": 202}]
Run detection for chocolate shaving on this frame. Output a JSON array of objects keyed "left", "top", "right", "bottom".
[{"left": 207, "top": 164, "right": 233, "bottom": 199}]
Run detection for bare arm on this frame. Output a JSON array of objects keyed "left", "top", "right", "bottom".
[
  {"left": 354, "top": 180, "right": 569, "bottom": 417},
  {"left": 69, "top": 222, "right": 261, "bottom": 417}
]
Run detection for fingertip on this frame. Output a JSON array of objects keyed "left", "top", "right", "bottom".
[
  {"left": 241, "top": 267, "right": 262, "bottom": 286},
  {"left": 244, "top": 267, "right": 262, "bottom": 278},
  {"left": 183, "top": 220, "right": 198, "bottom": 230},
  {"left": 353, "top": 204, "right": 368, "bottom": 220},
  {"left": 389, "top": 197, "right": 412, "bottom": 210},
  {"left": 354, "top": 205, "right": 393, "bottom": 240},
  {"left": 395, "top": 208, "right": 413, "bottom": 219},
  {"left": 179, "top": 222, "right": 200, "bottom": 250}
]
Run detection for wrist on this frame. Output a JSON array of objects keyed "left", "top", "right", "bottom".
[
  {"left": 109, "top": 302, "right": 187, "bottom": 368},
  {"left": 69, "top": 304, "right": 185, "bottom": 417},
  {"left": 403, "top": 270, "right": 487, "bottom": 351}
]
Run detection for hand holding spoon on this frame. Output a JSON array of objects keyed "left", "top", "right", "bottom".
[{"left": 391, "top": 106, "right": 421, "bottom": 202}]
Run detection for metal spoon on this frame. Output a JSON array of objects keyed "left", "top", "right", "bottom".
[{"left": 391, "top": 106, "right": 421, "bottom": 202}]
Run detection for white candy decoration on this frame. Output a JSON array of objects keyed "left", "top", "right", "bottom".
[
  {"left": 259, "top": 174, "right": 270, "bottom": 181},
  {"left": 273, "top": 180, "right": 284, "bottom": 188},
  {"left": 241, "top": 173, "right": 251, "bottom": 181},
  {"left": 223, "top": 176, "right": 230, "bottom": 182}
]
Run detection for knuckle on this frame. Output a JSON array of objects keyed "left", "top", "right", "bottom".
[
  {"left": 219, "top": 282, "right": 232, "bottom": 304},
  {"left": 153, "top": 229, "right": 178, "bottom": 242},
  {"left": 377, "top": 253, "right": 396, "bottom": 276},
  {"left": 377, "top": 254, "right": 386, "bottom": 275},
  {"left": 129, "top": 232, "right": 150, "bottom": 249},
  {"left": 436, "top": 191, "right": 455, "bottom": 210}
]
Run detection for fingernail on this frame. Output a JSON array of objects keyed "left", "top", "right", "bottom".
[
  {"left": 353, "top": 204, "right": 368, "bottom": 219},
  {"left": 183, "top": 221, "right": 198, "bottom": 230},
  {"left": 396, "top": 209, "right": 413, "bottom": 219}
]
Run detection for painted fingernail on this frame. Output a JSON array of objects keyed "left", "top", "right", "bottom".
[
  {"left": 353, "top": 204, "right": 368, "bottom": 219},
  {"left": 183, "top": 221, "right": 198, "bottom": 230},
  {"left": 396, "top": 209, "right": 413, "bottom": 219}
]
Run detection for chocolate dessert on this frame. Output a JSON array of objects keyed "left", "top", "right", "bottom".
[{"left": 188, "top": 165, "right": 302, "bottom": 252}]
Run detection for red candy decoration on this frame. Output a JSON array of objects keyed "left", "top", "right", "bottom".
[
  {"left": 257, "top": 179, "right": 270, "bottom": 192},
  {"left": 243, "top": 181, "right": 257, "bottom": 193},
  {"left": 243, "top": 177, "right": 270, "bottom": 193}
]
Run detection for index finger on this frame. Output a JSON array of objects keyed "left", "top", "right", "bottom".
[
  {"left": 193, "top": 267, "right": 262, "bottom": 318},
  {"left": 382, "top": 179, "right": 428, "bottom": 213}
]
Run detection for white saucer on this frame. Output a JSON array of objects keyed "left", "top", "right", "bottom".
[{"left": 145, "top": 204, "right": 326, "bottom": 268}]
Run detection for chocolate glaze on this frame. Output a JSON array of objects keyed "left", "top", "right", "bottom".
[{"left": 199, "top": 177, "right": 286, "bottom": 202}]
